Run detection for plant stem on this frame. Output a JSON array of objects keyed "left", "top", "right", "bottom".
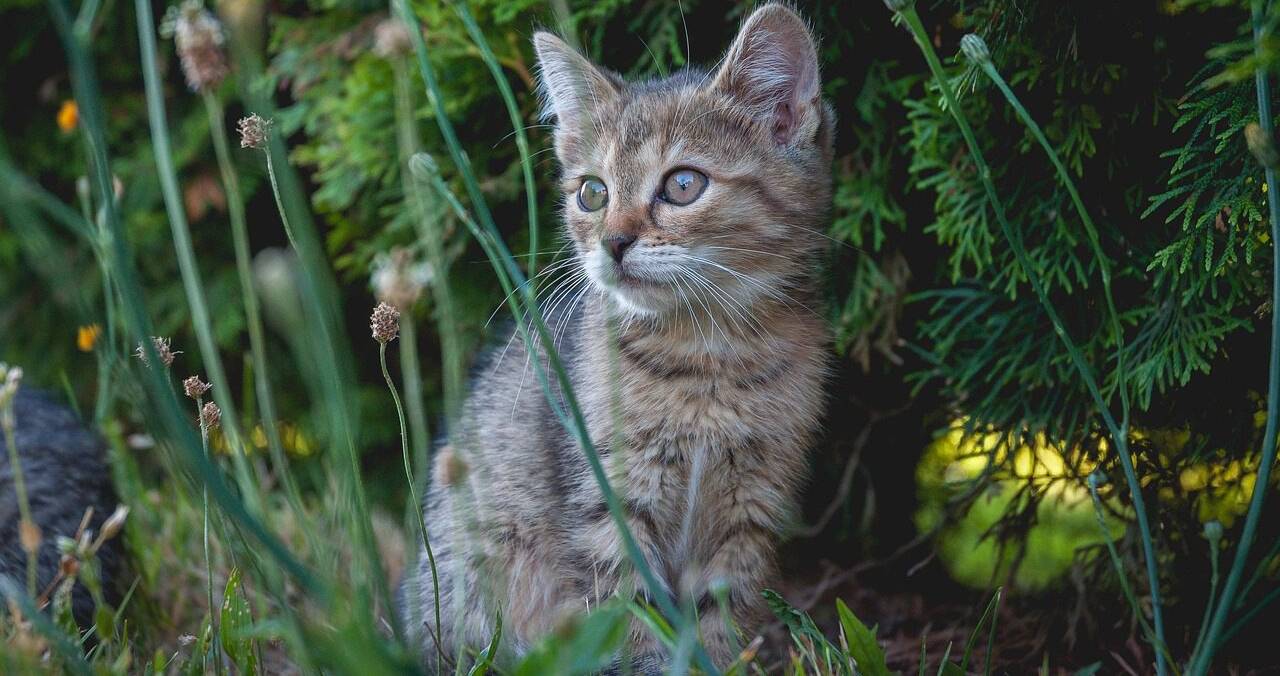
[
  {"left": 894, "top": 7, "right": 1167, "bottom": 672},
  {"left": 2, "top": 415, "right": 37, "bottom": 597},
  {"left": 1087, "top": 476, "right": 1164, "bottom": 659},
  {"left": 133, "top": 0, "right": 263, "bottom": 516},
  {"left": 391, "top": 12, "right": 716, "bottom": 671},
  {"left": 974, "top": 58, "right": 1131, "bottom": 431},
  {"left": 452, "top": 2, "right": 539, "bottom": 278},
  {"left": 390, "top": 58, "right": 459, "bottom": 439},
  {"left": 397, "top": 315, "right": 432, "bottom": 499},
  {"left": 1190, "top": 2, "right": 1280, "bottom": 670},
  {"left": 201, "top": 91, "right": 310, "bottom": 529},
  {"left": 1191, "top": 532, "right": 1221, "bottom": 661},
  {"left": 48, "top": 0, "right": 317, "bottom": 598},
  {"left": 379, "top": 343, "right": 443, "bottom": 672},
  {"left": 258, "top": 133, "right": 397, "bottom": 639},
  {"left": 196, "top": 395, "right": 224, "bottom": 676}
]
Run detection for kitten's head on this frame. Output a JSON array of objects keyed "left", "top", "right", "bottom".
[{"left": 534, "top": 3, "right": 834, "bottom": 321}]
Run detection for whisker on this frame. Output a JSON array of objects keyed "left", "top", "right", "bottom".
[
  {"left": 701, "top": 245, "right": 795, "bottom": 261},
  {"left": 490, "top": 270, "right": 586, "bottom": 370},
  {"left": 491, "top": 123, "right": 555, "bottom": 149},
  {"left": 485, "top": 258, "right": 581, "bottom": 328},
  {"left": 682, "top": 268, "right": 768, "bottom": 348},
  {"left": 510, "top": 272, "right": 592, "bottom": 417},
  {"left": 676, "top": 252, "right": 822, "bottom": 319}
]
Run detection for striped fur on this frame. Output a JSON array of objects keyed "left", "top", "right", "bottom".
[{"left": 402, "top": 4, "right": 834, "bottom": 671}]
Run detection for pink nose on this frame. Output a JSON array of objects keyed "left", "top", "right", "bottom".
[{"left": 604, "top": 234, "right": 637, "bottom": 263}]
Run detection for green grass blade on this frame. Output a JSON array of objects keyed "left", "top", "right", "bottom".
[
  {"left": 891, "top": 5, "right": 1168, "bottom": 671},
  {"left": 393, "top": 2, "right": 718, "bottom": 670},
  {"left": 1189, "top": 2, "right": 1280, "bottom": 669}
]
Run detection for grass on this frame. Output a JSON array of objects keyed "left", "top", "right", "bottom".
[{"left": 3, "top": 0, "right": 1280, "bottom": 674}]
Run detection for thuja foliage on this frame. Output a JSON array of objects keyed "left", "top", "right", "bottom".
[{"left": 3, "top": 0, "right": 1280, "bottom": 671}]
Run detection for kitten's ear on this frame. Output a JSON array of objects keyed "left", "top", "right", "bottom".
[
  {"left": 712, "top": 4, "right": 822, "bottom": 145},
  {"left": 533, "top": 32, "right": 622, "bottom": 128}
]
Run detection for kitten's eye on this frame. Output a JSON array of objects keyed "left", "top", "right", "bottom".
[
  {"left": 577, "top": 178, "right": 608, "bottom": 212},
  {"left": 660, "top": 169, "right": 708, "bottom": 206}
]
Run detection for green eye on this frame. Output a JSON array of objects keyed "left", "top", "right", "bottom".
[
  {"left": 577, "top": 178, "right": 608, "bottom": 212},
  {"left": 660, "top": 169, "right": 708, "bottom": 206}
]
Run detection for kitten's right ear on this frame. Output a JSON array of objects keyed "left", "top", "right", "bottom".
[{"left": 533, "top": 32, "right": 622, "bottom": 128}]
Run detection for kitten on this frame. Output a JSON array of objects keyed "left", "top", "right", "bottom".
[{"left": 401, "top": 3, "right": 833, "bottom": 670}]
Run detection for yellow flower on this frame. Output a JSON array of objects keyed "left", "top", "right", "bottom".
[
  {"left": 57, "top": 100, "right": 78, "bottom": 133},
  {"left": 76, "top": 324, "right": 102, "bottom": 352}
]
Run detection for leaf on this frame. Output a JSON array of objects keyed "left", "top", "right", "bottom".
[
  {"left": 182, "top": 618, "right": 211, "bottom": 676},
  {"left": 468, "top": 610, "right": 503, "bottom": 676},
  {"left": 219, "top": 567, "right": 258, "bottom": 675},
  {"left": 836, "top": 599, "right": 890, "bottom": 676},
  {"left": 765, "top": 590, "right": 847, "bottom": 673},
  {"left": 514, "top": 602, "right": 629, "bottom": 676},
  {"left": 94, "top": 605, "right": 116, "bottom": 642}
]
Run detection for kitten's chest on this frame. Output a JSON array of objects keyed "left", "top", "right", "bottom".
[{"left": 603, "top": 357, "right": 817, "bottom": 524}]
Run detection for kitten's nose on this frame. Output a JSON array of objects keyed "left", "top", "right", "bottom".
[{"left": 604, "top": 234, "right": 637, "bottom": 263}]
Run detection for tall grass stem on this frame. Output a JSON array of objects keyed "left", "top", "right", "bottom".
[
  {"left": 201, "top": 91, "right": 310, "bottom": 530},
  {"left": 49, "top": 0, "right": 319, "bottom": 601},
  {"left": 387, "top": 12, "right": 720, "bottom": 671},
  {"left": 196, "top": 395, "right": 225, "bottom": 676},
  {"left": 133, "top": 0, "right": 265, "bottom": 517},
  {"left": 452, "top": 2, "right": 539, "bottom": 278},
  {"left": 1, "top": 417, "right": 37, "bottom": 597},
  {"left": 379, "top": 342, "right": 444, "bottom": 671},
  {"left": 1189, "top": 2, "right": 1280, "bottom": 670},
  {"left": 257, "top": 127, "right": 398, "bottom": 639},
  {"left": 894, "top": 6, "right": 1167, "bottom": 671}
]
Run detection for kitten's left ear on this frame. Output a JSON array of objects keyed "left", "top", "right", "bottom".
[
  {"left": 533, "top": 32, "right": 623, "bottom": 129},
  {"left": 712, "top": 3, "right": 822, "bottom": 146}
]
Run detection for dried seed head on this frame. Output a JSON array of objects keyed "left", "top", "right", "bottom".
[
  {"left": 19, "top": 519, "right": 42, "bottom": 554},
  {"left": 408, "top": 153, "right": 440, "bottom": 182},
  {"left": 183, "top": 375, "right": 212, "bottom": 400},
  {"left": 373, "top": 17, "right": 414, "bottom": 59},
  {"left": 372, "top": 248, "right": 432, "bottom": 311},
  {"left": 237, "top": 113, "right": 272, "bottom": 149},
  {"left": 101, "top": 505, "right": 130, "bottom": 541},
  {"left": 370, "top": 301, "right": 401, "bottom": 344},
  {"left": 200, "top": 401, "right": 222, "bottom": 429},
  {"left": 1203, "top": 520, "right": 1224, "bottom": 543},
  {"left": 56, "top": 535, "right": 78, "bottom": 555},
  {"left": 160, "top": 0, "right": 228, "bottom": 92},
  {"left": 0, "top": 362, "right": 22, "bottom": 409},
  {"left": 59, "top": 553, "right": 80, "bottom": 578},
  {"left": 960, "top": 34, "right": 991, "bottom": 65},
  {"left": 135, "top": 336, "right": 180, "bottom": 369},
  {"left": 1246, "top": 123, "right": 1280, "bottom": 170},
  {"left": 77, "top": 530, "right": 93, "bottom": 556}
]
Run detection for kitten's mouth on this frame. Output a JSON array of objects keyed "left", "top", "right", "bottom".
[{"left": 604, "top": 262, "right": 661, "bottom": 288}]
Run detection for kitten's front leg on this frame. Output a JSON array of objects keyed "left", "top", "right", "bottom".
[
  {"left": 693, "top": 520, "right": 777, "bottom": 667},
  {"left": 578, "top": 502, "right": 672, "bottom": 669}
]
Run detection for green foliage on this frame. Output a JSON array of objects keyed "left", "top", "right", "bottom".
[
  {"left": 5, "top": 0, "right": 1280, "bottom": 672},
  {"left": 834, "top": 599, "right": 890, "bottom": 676}
]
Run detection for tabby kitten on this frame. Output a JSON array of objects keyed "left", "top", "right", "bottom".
[{"left": 401, "top": 3, "right": 833, "bottom": 670}]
